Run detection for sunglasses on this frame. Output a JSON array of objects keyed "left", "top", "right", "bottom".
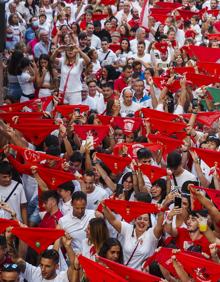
[{"left": 2, "top": 264, "right": 19, "bottom": 271}]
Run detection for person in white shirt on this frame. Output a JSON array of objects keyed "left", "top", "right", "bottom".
[
  {"left": 58, "top": 181, "right": 75, "bottom": 216},
  {"left": 133, "top": 41, "right": 152, "bottom": 66},
  {"left": 81, "top": 170, "right": 109, "bottom": 210},
  {"left": 102, "top": 203, "right": 164, "bottom": 269},
  {"left": 87, "top": 79, "right": 105, "bottom": 114},
  {"left": 120, "top": 88, "right": 141, "bottom": 117},
  {"left": 81, "top": 84, "right": 97, "bottom": 111},
  {"left": 0, "top": 161, "right": 27, "bottom": 224},
  {"left": 86, "top": 23, "right": 101, "bottom": 50},
  {"left": 130, "top": 27, "right": 150, "bottom": 54},
  {"left": 58, "top": 191, "right": 96, "bottom": 252},
  {"left": 132, "top": 79, "right": 153, "bottom": 109},
  {"left": 115, "top": 1, "right": 132, "bottom": 24},
  {"left": 98, "top": 38, "right": 117, "bottom": 67}
]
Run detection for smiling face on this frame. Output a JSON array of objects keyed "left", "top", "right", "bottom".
[
  {"left": 135, "top": 214, "right": 150, "bottom": 233},
  {"left": 186, "top": 215, "right": 199, "bottom": 232}
]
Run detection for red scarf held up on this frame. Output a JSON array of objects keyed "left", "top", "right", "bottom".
[
  {"left": 11, "top": 227, "right": 64, "bottom": 254},
  {"left": 136, "top": 164, "right": 167, "bottom": 183},
  {"left": 149, "top": 118, "right": 186, "bottom": 135},
  {"left": 0, "top": 218, "right": 19, "bottom": 235},
  {"left": 54, "top": 105, "right": 89, "bottom": 118},
  {"left": 73, "top": 124, "right": 110, "bottom": 147},
  {"left": 96, "top": 153, "right": 132, "bottom": 174},
  {"left": 194, "top": 185, "right": 220, "bottom": 210},
  {"left": 135, "top": 108, "right": 178, "bottom": 121},
  {"left": 102, "top": 199, "right": 165, "bottom": 222},
  {"left": 98, "top": 257, "right": 161, "bottom": 282},
  {"left": 0, "top": 112, "right": 43, "bottom": 124},
  {"left": 78, "top": 255, "right": 127, "bottom": 282},
  {"left": 190, "top": 147, "right": 220, "bottom": 169}
]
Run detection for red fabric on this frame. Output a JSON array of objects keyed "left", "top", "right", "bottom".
[
  {"left": 26, "top": 96, "right": 53, "bottom": 112},
  {"left": 185, "top": 73, "right": 219, "bottom": 87},
  {"left": 114, "top": 75, "right": 128, "bottom": 93},
  {"left": 39, "top": 210, "right": 63, "bottom": 228},
  {"left": 207, "top": 9, "right": 219, "bottom": 17},
  {"left": 96, "top": 153, "right": 132, "bottom": 174},
  {"left": 151, "top": 13, "right": 168, "bottom": 24},
  {"left": 187, "top": 45, "right": 220, "bottom": 62},
  {"left": 135, "top": 108, "right": 178, "bottom": 121},
  {"left": 111, "top": 116, "right": 143, "bottom": 133},
  {"left": 78, "top": 255, "right": 126, "bottom": 282},
  {"left": 191, "top": 147, "right": 220, "bottom": 169},
  {"left": 194, "top": 186, "right": 220, "bottom": 210},
  {"left": 149, "top": 118, "right": 186, "bottom": 135},
  {"left": 185, "top": 29, "right": 196, "bottom": 38},
  {"left": 92, "top": 14, "right": 108, "bottom": 21},
  {"left": 214, "top": 21, "right": 220, "bottom": 32},
  {"left": 150, "top": 7, "right": 173, "bottom": 14},
  {"left": 74, "top": 125, "right": 110, "bottom": 147},
  {"left": 113, "top": 142, "right": 162, "bottom": 158},
  {"left": 207, "top": 33, "right": 220, "bottom": 40},
  {"left": 152, "top": 77, "right": 184, "bottom": 93},
  {"left": 177, "top": 9, "right": 199, "bottom": 20},
  {"left": 154, "top": 41, "right": 168, "bottom": 54},
  {"left": 0, "top": 112, "right": 43, "bottom": 124},
  {"left": 137, "top": 164, "right": 167, "bottom": 183},
  {"left": 11, "top": 227, "right": 64, "bottom": 254},
  {"left": 171, "top": 66, "right": 195, "bottom": 75},
  {"left": 12, "top": 122, "right": 59, "bottom": 146},
  {"left": 96, "top": 115, "right": 113, "bottom": 125},
  {"left": 100, "top": 0, "right": 116, "bottom": 5},
  {"left": 0, "top": 218, "right": 19, "bottom": 235},
  {"left": 8, "top": 156, "right": 75, "bottom": 189},
  {"left": 103, "top": 199, "right": 165, "bottom": 222},
  {"left": 155, "top": 2, "right": 182, "bottom": 8},
  {"left": 197, "top": 62, "right": 220, "bottom": 76},
  {"left": 109, "top": 44, "right": 121, "bottom": 52},
  {"left": 55, "top": 105, "right": 89, "bottom": 118},
  {"left": 148, "top": 134, "right": 183, "bottom": 155},
  {"left": 175, "top": 251, "right": 220, "bottom": 282},
  {"left": 98, "top": 257, "right": 161, "bottom": 282},
  {"left": 182, "top": 112, "right": 220, "bottom": 127},
  {"left": 175, "top": 228, "right": 210, "bottom": 254},
  {"left": 9, "top": 144, "right": 64, "bottom": 167}
]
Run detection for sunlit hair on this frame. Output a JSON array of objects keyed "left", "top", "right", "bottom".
[{"left": 88, "top": 218, "right": 109, "bottom": 252}]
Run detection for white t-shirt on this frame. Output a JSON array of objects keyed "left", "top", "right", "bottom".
[
  {"left": 81, "top": 238, "right": 96, "bottom": 261},
  {"left": 90, "top": 34, "right": 101, "bottom": 50},
  {"left": 86, "top": 185, "right": 109, "bottom": 210},
  {"left": 98, "top": 49, "right": 117, "bottom": 66},
  {"left": 59, "top": 58, "right": 84, "bottom": 94},
  {"left": 120, "top": 101, "right": 141, "bottom": 117},
  {"left": 17, "top": 71, "right": 35, "bottom": 95},
  {"left": 0, "top": 180, "right": 27, "bottom": 222},
  {"left": 121, "top": 222, "right": 158, "bottom": 269},
  {"left": 130, "top": 39, "right": 150, "bottom": 54},
  {"left": 133, "top": 53, "right": 152, "bottom": 64},
  {"left": 58, "top": 199, "right": 73, "bottom": 216},
  {"left": 23, "top": 263, "right": 69, "bottom": 282},
  {"left": 171, "top": 169, "right": 197, "bottom": 191},
  {"left": 58, "top": 210, "right": 95, "bottom": 252}
]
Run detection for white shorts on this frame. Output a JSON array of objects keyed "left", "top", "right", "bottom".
[{"left": 64, "top": 91, "right": 82, "bottom": 105}]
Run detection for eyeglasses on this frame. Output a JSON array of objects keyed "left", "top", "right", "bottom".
[{"left": 2, "top": 264, "right": 19, "bottom": 271}]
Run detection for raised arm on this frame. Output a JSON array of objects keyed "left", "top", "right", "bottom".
[{"left": 102, "top": 203, "right": 122, "bottom": 233}]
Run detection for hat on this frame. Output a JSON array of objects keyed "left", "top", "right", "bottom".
[
  {"left": 98, "top": 257, "right": 161, "bottom": 282},
  {"left": 101, "top": 199, "right": 166, "bottom": 222},
  {"left": 11, "top": 227, "right": 64, "bottom": 254},
  {"left": 136, "top": 164, "right": 167, "bottom": 183},
  {"left": 0, "top": 219, "right": 19, "bottom": 235},
  {"left": 78, "top": 255, "right": 126, "bottom": 282},
  {"left": 96, "top": 153, "right": 132, "bottom": 174}
]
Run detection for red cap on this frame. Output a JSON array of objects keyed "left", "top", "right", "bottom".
[
  {"left": 0, "top": 218, "right": 19, "bottom": 235},
  {"left": 135, "top": 108, "right": 178, "bottom": 121},
  {"left": 98, "top": 257, "right": 161, "bottom": 282},
  {"left": 103, "top": 199, "right": 165, "bottom": 222},
  {"left": 137, "top": 164, "right": 167, "bottom": 183},
  {"left": 11, "top": 227, "right": 64, "bottom": 254},
  {"left": 55, "top": 105, "right": 89, "bottom": 118},
  {"left": 74, "top": 125, "right": 109, "bottom": 147},
  {"left": 185, "top": 29, "right": 196, "bottom": 39},
  {"left": 148, "top": 134, "right": 183, "bottom": 155},
  {"left": 191, "top": 147, "right": 220, "bottom": 169},
  {"left": 96, "top": 153, "right": 132, "bottom": 174},
  {"left": 78, "top": 255, "right": 127, "bottom": 282},
  {"left": 175, "top": 251, "right": 220, "bottom": 281}
]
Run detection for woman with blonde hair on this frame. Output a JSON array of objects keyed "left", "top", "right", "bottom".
[{"left": 51, "top": 44, "right": 90, "bottom": 104}]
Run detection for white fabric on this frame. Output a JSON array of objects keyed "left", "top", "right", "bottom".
[
  {"left": 17, "top": 71, "right": 35, "bottom": 95},
  {"left": 86, "top": 185, "right": 109, "bottom": 210},
  {"left": 120, "top": 101, "right": 141, "bottom": 116},
  {"left": 58, "top": 199, "right": 73, "bottom": 216}
]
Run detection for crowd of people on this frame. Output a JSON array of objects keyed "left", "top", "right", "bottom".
[{"left": 0, "top": 0, "right": 220, "bottom": 280}]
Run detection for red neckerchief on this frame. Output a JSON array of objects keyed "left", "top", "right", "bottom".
[{"left": 104, "top": 93, "right": 115, "bottom": 103}]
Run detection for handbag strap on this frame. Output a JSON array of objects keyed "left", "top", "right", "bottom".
[
  {"left": 101, "top": 51, "right": 110, "bottom": 64},
  {"left": 63, "top": 64, "right": 74, "bottom": 96},
  {"left": 4, "top": 182, "right": 19, "bottom": 203},
  {"left": 125, "top": 239, "right": 140, "bottom": 266}
]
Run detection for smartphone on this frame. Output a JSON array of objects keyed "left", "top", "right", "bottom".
[
  {"left": 192, "top": 98, "right": 198, "bottom": 109},
  {"left": 174, "top": 196, "right": 182, "bottom": 208},
  {"left": 86, "top": 136, "right": 94, "bottom": 150}
]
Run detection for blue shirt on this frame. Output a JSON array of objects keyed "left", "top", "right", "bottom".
[{"left": 33, "top": 41, "right": 49, "bottom": 59}]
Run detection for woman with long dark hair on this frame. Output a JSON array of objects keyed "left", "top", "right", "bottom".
[
  {"left": 23, "top": 0, "right": 39, "bottom": 22},
  {"left": 99, "top": 238, "right": 124, "bottom": 264},
  {"left": 7, "top": 50, "right": 24, "bottom": 101}
]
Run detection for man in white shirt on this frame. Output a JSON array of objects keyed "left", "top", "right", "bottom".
[
  {"left": 87, "top": 79, "right": 105, "bottom": 114},
  {"left": 0, "top": 161, "right": 27, "bottom": 224},
  {"left": 98, "top": 37, "right": 117, "bottom": 67},
  {"left": 81, "top": 84, "right": 96, "bottom": 111},
  {"left": 132, "top": 79, "right": 153, "bottom": 108},
  {"left": 58, "top": 181, "right": 75, "bottom": 216},
  {"left": 115, "top": 0, "right": 132, "bottom": 24},
  {"left": 81, "top": 170, "right": 108, "bottom": 210},
  {"left": 58, "top": 191, "right": 96, "bottom": 252},
  {"left": 130, "top": 27, "right": 150, "bottom": 53},
  {"left": 120, "top": 88, "right": 141, "bottom": 117},
  {"left": 133, "top": 41, "right": 152, "bottom": 65},
  {"left": 86, "top": 23, "right": 101, "bottom": 50}
]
